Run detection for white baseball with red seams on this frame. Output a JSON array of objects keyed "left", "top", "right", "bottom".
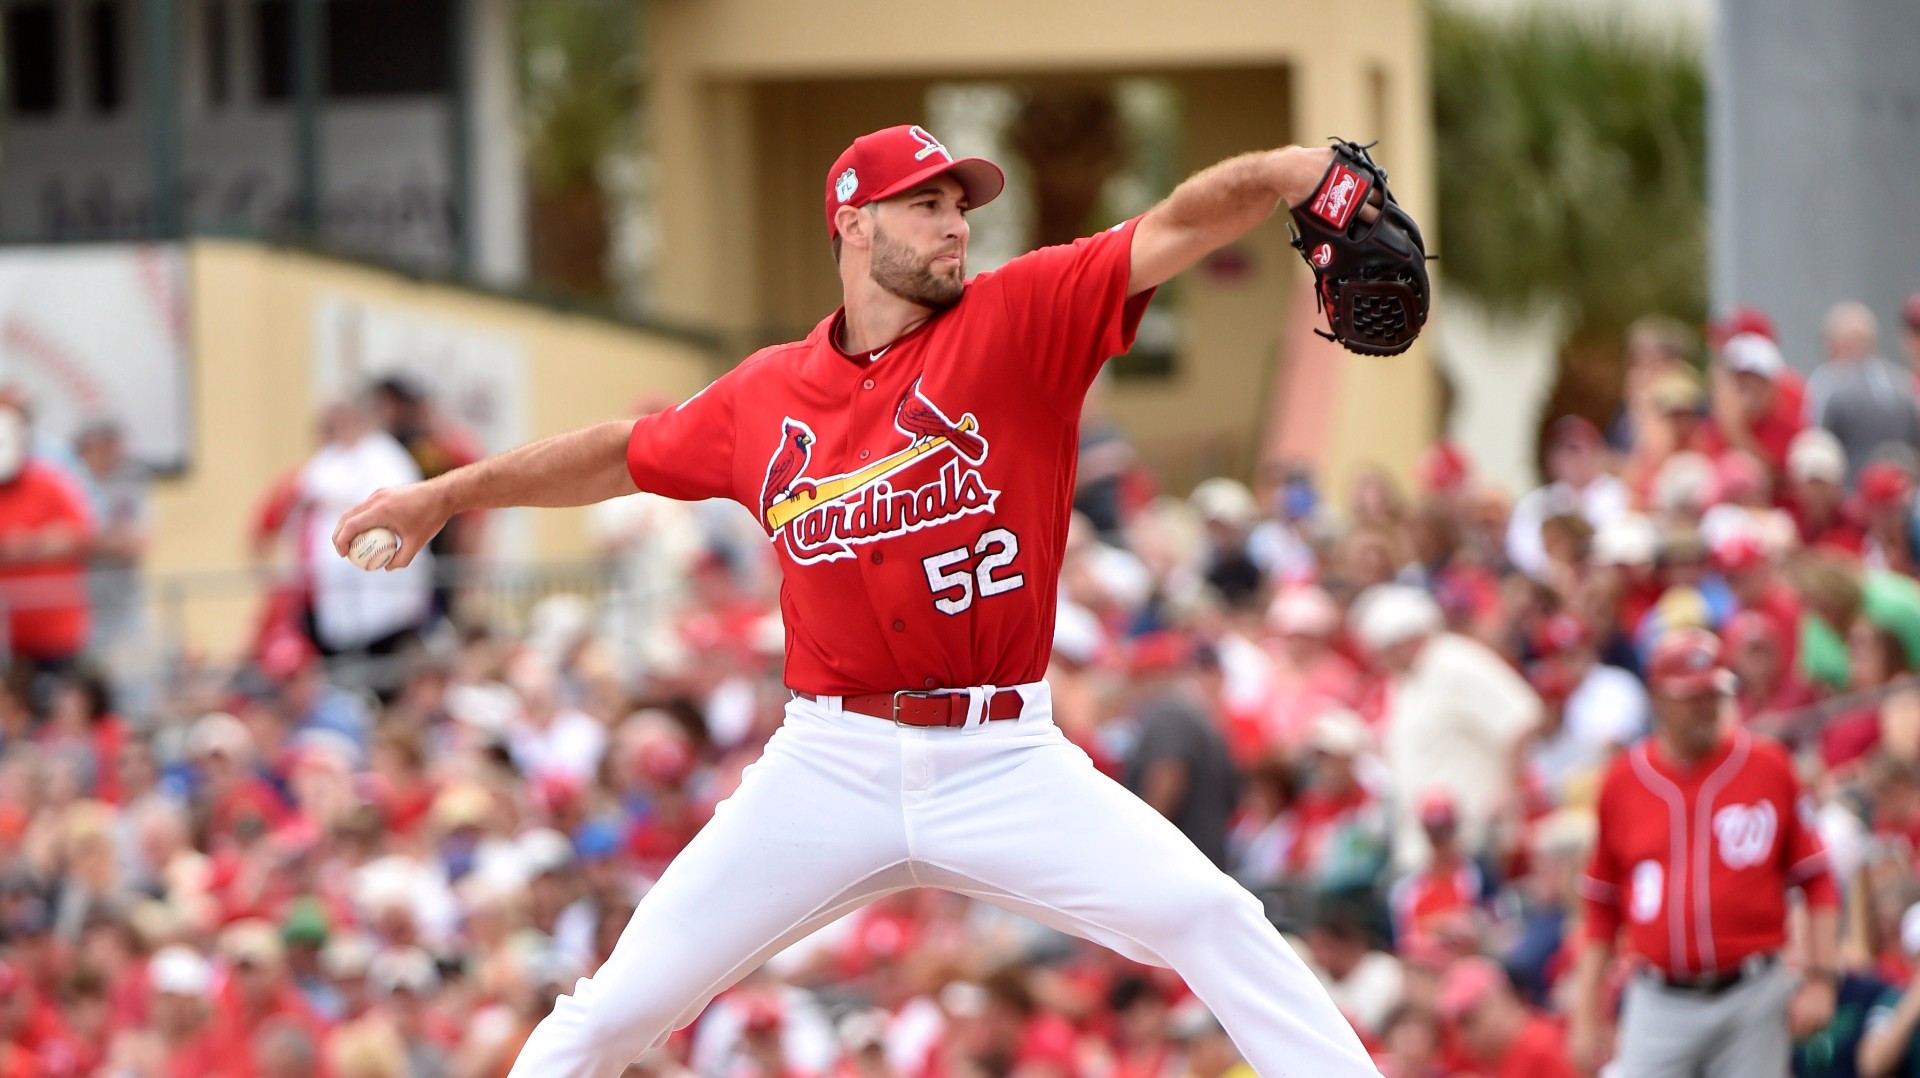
[{"left": 346, "top": 527, "right": 399, "bottom": 571}]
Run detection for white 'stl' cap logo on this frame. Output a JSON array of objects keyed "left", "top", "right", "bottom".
[
  {"left": 835, "top": 168, "right": 859, "bottom": 203},
  {"left": 908, "top": 126, "right": 952, "bottom": 163}
]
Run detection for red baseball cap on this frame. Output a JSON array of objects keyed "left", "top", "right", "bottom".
[
  {"left": 1860, "top": 461, "right": 1914, "bottom": 507},
  {"left": 1710, "top": 532, "right": 1768, "bottom": 575},
  {"left": 1418, "top": 788, "right": 1458, "bottom": 831},
  {"left": 1532, "top": 613, "right": 1590, "bottom": 658},
  {"left": 741, "top": 996, "right": 785, "bottom": 1034},
  {"left": 1721, "top": 610, "right": 1781, "bottom": 656},
  {"left": 1547, "top": 415, "right": 1603, "bottom": 451},
  {"left": 824, "top": 125, "right": 1005, "bottom": 238},
  {"left": 1126, "top": 632, "right": 1195, "bottom": 678},
  {"left": 1525, "top": 660, "right": 1577, "bottom": 701},
  {"left": 1648, "top": 629, "right": 1724, "bottom": 698},
  {"left": 1437, "top": 957, "right": 1508, "bottom": 1024},
  {"left": 1707, "top": 305, "right": 1777, "bottom": 348},
  {"left": 1415, "top": 441, "right": 1472, "bottom": 495}
]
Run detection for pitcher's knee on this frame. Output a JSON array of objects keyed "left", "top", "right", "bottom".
[
  {"left": 553, "top": 976, "right": 680, "bottom": 1059},
  {"left": 1130, "top": 873, "right": 1267, "bottom": 945}
]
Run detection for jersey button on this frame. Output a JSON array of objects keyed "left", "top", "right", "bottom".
[
  {"left": 892, "top": 620, "right": 906, "bottom": 632},
  {"left": 862, "top": 378, "right": 876, "bottom": 390},
  {"left": 923, "top": 677, "right": 936, "bottom": 688},
  {"left": 859, "top": 449, "right": 870, "bottom": 460},
  {"left": 870, "top": 551, "right": 883, "bottom": 565}
]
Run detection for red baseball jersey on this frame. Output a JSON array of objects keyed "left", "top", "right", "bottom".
[
  {"left": 1579, "top": 726, "right": 1837, "bottom": 976},
  {"left": 627, "top": 218, "right": 1155, "bottom": 695}
]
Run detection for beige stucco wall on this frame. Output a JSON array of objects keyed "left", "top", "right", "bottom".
[
  {"left": 145, "top": 239, "right": 715, "bottom": 656},
  {"left": 645, "top": 0, "right": 1437, "bottom": 495}
]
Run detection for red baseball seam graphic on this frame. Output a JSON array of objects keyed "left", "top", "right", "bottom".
[
  {"left": 2, "top": 319, "right": 109, "bottom": 408},
  {"left": 134, "top": 245, "right": 188, "bottom": 349}
]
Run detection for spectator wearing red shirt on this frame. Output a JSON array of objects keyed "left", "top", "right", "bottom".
[
  {"left": 0, "top": 958, "right": 78, "bottom": 1078},
  {"left": 1570, "top": 630, "right": 1839, "bottom": 1077},
  {"left": 1106, "top": 976, "right": 1176, "bottom": 1078},
  {"left": 1822, "top": 620, "right": 1914, "bottom": 773},
  {"left": 623, "top": 735, "right": 711, "bottom": 881},
  {"left": 1785, "top": 429, "right": 1866, "bottom": 555},
  {"left": 188, "top": 713, "right": 290, "bottom": 849},
  {"left": 1258, "top": 587, "right": 1363, "bottom": 755},
  {"left": 1706, "top": 333, "right": 1805, "bottom": 479},
  {"left": 1389, "top": 791, "right": 1488, "bottom": 947},
  {"left": 1715, "top": 532, "right": 1803, "bottom": 677},
  {"left": 208, "top": 920, "right": 332, "bottom": 1078},
  {"left": 0, "top": 393, "right": 96, "bottom": 677},
  {"left": 1438, "top": 957, "right": 1576, "bottom": 1078},
  {"left": 1861, "top": 461, "right": 1920, "bottom": 576},
  {"left": 1283, "top": 710, "right": 1387, "bottom": 894},
  {"left": 99, "top": 946, "right": 224, "bottom": 1078},
  {"left": 1721, "top": 611, "right": 1814, "bottom": 726}
]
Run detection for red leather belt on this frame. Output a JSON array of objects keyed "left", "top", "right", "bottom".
[{"left": 794, "top": 688, "right": 1025, "bottom": 728}]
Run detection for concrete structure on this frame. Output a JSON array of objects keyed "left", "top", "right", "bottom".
[
  {"left": 0, "top": 0, "right": 526, "bottom": 284},
  {"left": 644, "top": 0, "right": 1439, "bottom": 495},
  {"left": 1711, "top": 0, "right": 1920, "bottom": 369}
]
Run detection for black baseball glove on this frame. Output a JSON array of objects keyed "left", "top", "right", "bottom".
[{"left": 1287, "top": 140, "right": 1431, "bottom": 357}]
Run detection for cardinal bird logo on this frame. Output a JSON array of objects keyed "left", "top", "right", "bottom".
[
  {"left": 758, "top": 383, "right": 1000, "bottom": 564},
  {"left": 895, "top": 377, "right": 985, "bottom": 463},
  {"left": 759, "top": 419, "right": 819, "bottom": 519}
]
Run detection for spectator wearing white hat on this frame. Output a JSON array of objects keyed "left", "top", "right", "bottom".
[
  {"left": 362, "top": 946, "right": 456, "bottom": 1078},
  {"left": 1708, "top": 332, "right": 1806, "bottom": 477},
  {"left": 1048, "top": 601, "right": 1109, "bottom": 764},
  {"left": 103, "top": 945, "right": 221, "bottom": 1077},
  {"left": 188, "top": 711, "right": 289, "bottom": 842},
  {"left": 1190, "top": 478, "right": 1263, "bottom": 611},
  {"left": 1286, "top": 709, "right": 1389, "bottom": 895},
  {"left": 1507, "top": 417, "right": 1629, "bottom": 582},
  {"left": 1785, "top": 427, "right": 1866, "bottom": 555},
  {"left": 1169, "top": 999, "right": 1254, "bottom": 1078},
  {"left": 1353, "top": 584, "right": 1542, "bottom": 872},
  {"left": 1257, "top": 586, "right": 1363, "bottom": 754}
]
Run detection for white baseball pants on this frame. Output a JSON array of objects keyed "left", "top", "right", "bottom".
[{"left": 506, "top": 683, "right": 1379, "bottom": 1078}]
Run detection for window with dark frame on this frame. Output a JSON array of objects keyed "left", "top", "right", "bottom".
[
  {"left": 87, "top": 1, "right": 124, "bottom": 115},
  {"left": 255, "top": 0, "right": 453, "bottom": 103},
  {"left": 4, "top": 3, "right": 62, "bottom": 117},
  {"left": 206, "top": 0, "right": 231, "bottom": 105}
]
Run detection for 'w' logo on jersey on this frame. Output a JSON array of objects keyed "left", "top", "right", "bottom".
[
  {"left": 758, "top": 379, "right": 999, "bottom": 564},
  {"left": 1713, "top": 801, "right": 1777, "bottom": 869}
]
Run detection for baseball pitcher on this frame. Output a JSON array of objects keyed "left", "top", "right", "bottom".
[{"left": 333, "top": 124, "right": 1428, "bottom": 1078}]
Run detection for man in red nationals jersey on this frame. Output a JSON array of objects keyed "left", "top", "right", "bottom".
[
  {"left": 333, "top": 124, "right": 1385, "bottom": 1078},
  {"left": 1568, "top": 628, "right": 1839, "bottom": 1077}
]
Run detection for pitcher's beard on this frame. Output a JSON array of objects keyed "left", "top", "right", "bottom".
[{"left": 870, "top": 228, "right": 963, "bottom": 309}]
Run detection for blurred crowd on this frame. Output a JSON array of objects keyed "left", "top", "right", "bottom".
[{"left": 3, "top": 296, "right": 1920, "bottom": 1078}]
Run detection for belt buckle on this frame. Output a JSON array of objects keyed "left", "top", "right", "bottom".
[{"left": 891, "top": 689, "right": 938, "bottom": 727}]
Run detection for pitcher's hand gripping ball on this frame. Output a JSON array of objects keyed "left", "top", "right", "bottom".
[
  {"left": 1288, "top": 139, "right": 1431, "bottom": 356},
  {"left": 347, "top": 527, "right": 400, "bottom": 571}
]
